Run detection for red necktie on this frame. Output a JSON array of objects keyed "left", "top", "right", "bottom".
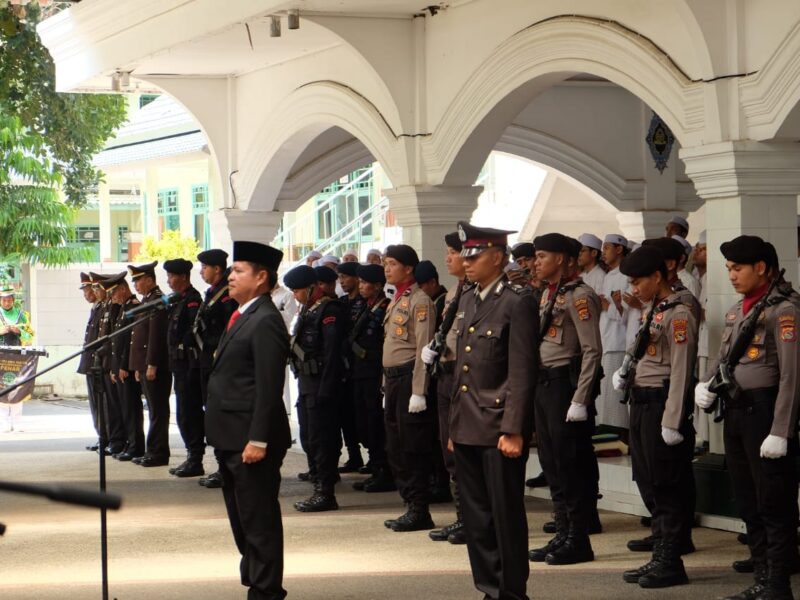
[{"left": 226, "top": 309, "right": 241, "bottom": 331}]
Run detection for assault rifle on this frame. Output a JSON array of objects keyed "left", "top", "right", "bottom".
[
  {"left": 427, "top": 282, "right": 465, "bottom": 377},
  {"left": 538, "top": 278, "right": 564, "bottom": 341},
  {"left": 617, "top": 301, "right": 657, "bottom": 404},
  {"left": 706, "top": 269, "right": 785, "bottom": 422}
]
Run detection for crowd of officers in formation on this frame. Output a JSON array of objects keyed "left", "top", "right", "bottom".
[{"left": 77, "top": 213, "right": 800, "bottom": 600}]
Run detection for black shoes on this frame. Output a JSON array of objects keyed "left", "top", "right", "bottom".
[
  {"left": 363, "top": 468, "right": 396, "bottom": 493},
  {"left": 447, "top": 528, "right": 467, "bottom": 544},
  {"left": 103, "top": 445, "right": 125, "bottom": 456},
  {"left": 358, "top": 465, "right": 373, "bottom": 475},
  {"left": 86, "top": 442, "right": 100, "bottom": 451},
  {"left": 116, "top": 450, "right": 143, "bottom": 462},
  {"left": 525, "top": 472, "right": 548, "bottom": 488},
  {"left": 623, "top": 557, "right": 662, "bottom": 584},
  {"left": 173, "top": 461, "right": 204, "bottom": 478},
  {"left": 199, "top": 471, "right": 223, "bottom": 488},
  {"left": 297, "top": 471, "right": 316, "bottom": 482},
  {"left": 529, "top": 531, "right": 568, "bottom": 562},
  {"left": 429, "top": 520, "right": 463, "bottom": 542},
  {"left": 138, "top": 456, "right": 169, "bottom": 467},
  {"left": 389, "top": 504, "right": 434, "bottom": 532},
  {"left": 294, "top": 493, "right": 338, "bottom": 513},
  {"left": 338, "top": 456, "right": 364, "bottom": 474},
  {"left": 544, "top": 532, "right": 594, "bottom": 565},
  {"left": 636, "top": 541, "right": 688, "bottom": 589}
]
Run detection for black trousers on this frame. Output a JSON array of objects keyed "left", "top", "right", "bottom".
[
  {"left": 298, "top": 383, "right": 342, "bottom": 494},
  {"left": 217, "top": 447, "right": 287, "bottom": 600},
  {"left": 174, "top": 368, "right": 206, "bottom": 459},
  {"left": 534, "top": 376, "right": 597, "bottom": 533},
  {"left": 725, "top": 394, "right": 799, "bottom": 578},
  {"left": 353, "top": 375, "right": 387, "bottom": 467},
  {"left": 436, "top": 369, "right": 456, "bottom": 478},
  {"left": 140, "top": 370, "right": 172, "bottom": 460},
  {"left": 85, "top": 374, "right": 102, "bottom": 441},
  {"left": 454, "top": 444, "right": 529, "bottom": 600},
  {"left": 340, "top": 377, "right": 361, "bottom": 455},
  {"left": 384, "top": 366, "right": 434, "bottom": 506},
  {"left": 102, "top": 373, "right": 126, "bottom": 449},
  {"left": 115, "top": 375, "right": 144, "bottom": 455},
  {"left": 295, "top": 392, "right": 315, "bottom": 476},
  {"left": 629, "top": 388, "right": 695, "bottom": 548}
]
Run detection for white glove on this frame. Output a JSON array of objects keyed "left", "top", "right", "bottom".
[
  {"left": 408, "top": 394, "right": 427, "bottom": 414},
  {"left": 661, "top": 427, "right": 684, "bottom": 446},
  {"left": 565, "top": 402, "right": 588, "bottom": 422},
  {"left": 694, "top": 379, "right": 716, "bottom": 410},
  {"left": 612, "top": 368, "right": 625, "bottom": 391},
  {"left": 420, "top": 344, "right": 438, "bottom": 365},
  {"left": 760, "top": 435, "right": 788, "bottom": 459}
]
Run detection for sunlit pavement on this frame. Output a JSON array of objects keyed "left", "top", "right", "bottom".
[{"left": 0, "top": 399, "right": 790, "bottom": 600}]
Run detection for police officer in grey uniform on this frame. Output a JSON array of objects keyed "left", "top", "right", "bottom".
[
  {"left": 381, "top": 244, "right": 437, "bottom": 532},
  {"left": 613, "top": 246, "right": 697, "bottom": 588},
  {"left": 530, "top": 233, "right": 602, "bottom": 566},
  {"left": 448, "top": 222, "right": 539, "bottom": 600},
  {"left": 696, "top": 236, "right": 800, "bottom": 600}
]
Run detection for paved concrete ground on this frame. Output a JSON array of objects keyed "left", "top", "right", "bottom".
[{"left": 0, "top": 400, "right": 794, "bottom": 600}]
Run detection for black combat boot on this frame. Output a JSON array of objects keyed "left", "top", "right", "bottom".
[
  {"left": 529, "top": 513, "right": 568, "bottom": 562},
  {"left": 525, "top": 472, "right": 548, "bottom": 488},
  {"left": 385, "top": 505, "right": 410, "bottom": 529},
  {"left": 294, "top": 483, "right": 338, "bottom": 513},
  {"left": 338, "top": 448, "right": 364, "bottom": 473},
  {"left": 430, "top": 484, "right": 463, "bottom": 542},
  {"left": 623, "top": 539, "right": 664, "bottom": 583},
  {"left": 391, "top": 503, "right": 434, "bottom": 532},
  {"left": 363, "top": 466, "right": 397, "bottom": 493},
  {"left": 754, "top": 572, "right": 793, "bottom": 600},
  {"left": 724, "top": 561, "right": 766, "bottom": 600},
  {"left": 544, "top": 511, "right": 602, "bottom": 535},
  {"left": 637, "top": 539, "right": 688, "bottom": 588},
  {"left": 545, "top": 524, "right": 594, "bottom": 565}
]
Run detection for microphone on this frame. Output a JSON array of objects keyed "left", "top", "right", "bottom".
[{"left": 124, "top": 293, "right": 179, "bottom": 319}]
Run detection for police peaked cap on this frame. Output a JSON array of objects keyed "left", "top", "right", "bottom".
[
  {"left": 642, "top": 237, "right": 684, "bottom": 262},
  {"left": 458, "top": 221, "right": 514, "bottom": 257},
  {"left": 98, "top": 271, "right": 127, "bottom": 293},
  {"left": 89, "top": 271, "right": 109, "bottom": 286},
  {"left": 79, "top": 272, "right": 92, "bottom": 289},
  {"left": 444, "top": 231, "right": 462, "bottom": 252},
  {"left": 357, "top": 264, "right": 386, "bottom": 285},
  {"left": 336, "top": 262, "right": 360, "bottom": 277},
  {"left": 384, "top": 244, "right": 420, "bottom": 267},
  {"left": 414, "top": 260, "right": 439, "bottom": 284},
  {"left": 720, "top": 235, "right": 773, "bottom": 266},
  {"left": 163, "top": 258, "right": 193, "bottom": 275},
  {"left": 620, "top": 246, "right": 666, "bottom": 278},
  {"left": 314, "top": 266, "right": 338, "bottom": 284},
  {"left": 511, "top": 242, "right": 534, "bottom": 260},
  {"left": 284, "top": 265, "right": 317, "bottom": 290},
  {"left": 532, "top": 233, "right": 573, "bottom": 255},
  {"left": 197, "top": 248, "right": 228, "bottom": 268},
  {"left": 233, "top": 241, "right": 283, "bottom": 272},
  {"left": 128, "top": 261, "right": 158, "bottom": 280}
]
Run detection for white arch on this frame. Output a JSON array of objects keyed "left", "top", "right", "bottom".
[
  {"left": 424, "top": 15, "right": 707, "bottom": 186},
  {"left": 238, "top": 81, "right": 407, "bottom": 212}
]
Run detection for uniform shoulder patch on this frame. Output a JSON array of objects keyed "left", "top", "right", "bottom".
[
  {"left": 779, "top": 313, "right": 796, "bottom": 342},
  {"left": 415, "top": 305, "right": 428, "bottom": 322},
  {"left": 322, "top": 316, "right": 336, "bottom": 325},
  {"left": 187, "top": 302, "right": 200, "bottom": 308},
  {"left": 574, "top": 297, "right": 591, "bottom": 321},
  {"left": 672, "top": 318, "right": 688, "bottom": 344}
]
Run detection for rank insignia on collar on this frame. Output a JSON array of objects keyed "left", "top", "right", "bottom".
[
  {"left": 556, "top": 295, "right": 566, "bottom": 305},
  {"left": 646, "top": 344, "right": 657, "bottom": 356},
  {"left": 395, "top": 326, "right": 405, "bottom": 336},
  {"left": 401, "top": 299, "right": 409, "bottom": 308},
  {"left": 547, "top": 326, "right": 557, "bottom": 337}
]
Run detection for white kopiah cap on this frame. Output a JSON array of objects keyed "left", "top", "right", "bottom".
[
  {"left": 578, "top": 233, "right": 602, "bottom": 251},
  {"left": 668, "top": 215, "right": 689, "bottom": 231},
  {"left": 320, "top": 255, "right": 340, "bottom": 265},
  {"left": 697, "top": 230, "right": 707, "bottom": 245},
  {"left": 671, "top": 234, "right": 692, "bottom": 255},
  {"left": 604, "top": 233, "right": 628, "bottom": 247}
]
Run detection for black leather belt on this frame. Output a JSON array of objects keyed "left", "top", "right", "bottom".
[
  {"left": 538, "top": 364, "right": 571, "bottom": 384},
  {"left": 726, "top": 386, "right": 778, "bottom": 409},
  {"left": 630, "top": 386, "right": 667, "bottom": 405},
  {"left": 383, "top": 361, "right": 415, "bottom": 378}
]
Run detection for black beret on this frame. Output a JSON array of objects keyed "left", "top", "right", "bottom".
[
  {"left": 511, "top": 242, "right": 534, "bottom": 260},
  {"left": 620, "top": 246, "right": 666, "bottom": 278},
  {"left": 163, "top": 258, "right": 193, "bottom": 275},
  {"left": 568, "top": 238, "right": 582, "bottom": 259},
  {"left": 233, "top": 241, "right": 283, "bottom": 271},
  {"left": 337, "top": 262, "right": 359, "bottom": 277},
  {"left": 533, "top": 233, "right": 573, "bottom": 255},
  {"left": 642, "top": 237, "right": 684, "bottom": 262},
  {"left": 720, "top": 235, "right": 771, "bottom": 265},
  {"left": 197, "top": 248, "right": 228, "bottom": 268},
  {"left": 128, "top": 261, "right": 157, "bottom": 280},
  {"left": 444, "top": 231, "right": 462, "bottom": 252},
  {"left": 384, "top": 244, "right": 419, "bottom": 268},
  {"left": 357, "top": 264, "right": 386, "bottom": 285},
  {"left": 314, "top": 266, "right": 338, "bottom": 284},
  {"left": 284, "top": 265, "right": 316, "bottom": 289},
  {"left": 414, "top": 260, "right": 439, "bottom": 284},
  {"left": 764, "top": 242, "right": 780, "bottom": 270}
]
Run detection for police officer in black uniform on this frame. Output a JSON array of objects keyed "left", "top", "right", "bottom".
[
  {"left": 337, "top": 261, "right": 366, "bottom": 473},
  {"left": 106, "top": 272, "right": 145, "bottom": 461},
  {"left": 285, "top": 265, "right": 347, "bottom": 512},
  {"left": 163, "top": 258, "right": 205, "bottom": 477},
  {"left": 350, "top": 263, "right": 395, "bottom": 493},
  {"left": 193, "top": 249, "right": 238, "bottom": 488},
  {"left": 78, "top": 273, "right": 103, "bottom": 451}
]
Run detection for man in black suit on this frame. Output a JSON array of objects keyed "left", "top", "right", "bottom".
[{"left": 205, "top": 241, "right": 290, "bottom": 600}]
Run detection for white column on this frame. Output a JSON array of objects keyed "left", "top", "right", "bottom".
[
  {"left": 208, "top": 208, "right": 284, "bottom": 254},
  {"left": 384, "top": 185, "right": 482, "bottom": 285}
]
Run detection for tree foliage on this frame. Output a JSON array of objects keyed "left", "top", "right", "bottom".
[
  {"left": 134, "top": 231, "right": 201, "bottom": 263},
  {"left": 0, "top": 1, "right": 128, "bottom": 265}
]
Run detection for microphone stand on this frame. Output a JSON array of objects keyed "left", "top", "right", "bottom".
[{"left": 0, "top": 304, "right": 163, "bottom": 600}]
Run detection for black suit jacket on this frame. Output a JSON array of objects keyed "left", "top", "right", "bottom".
[{"left": 205, "top": 294, "right": 291, "bottom": 452}]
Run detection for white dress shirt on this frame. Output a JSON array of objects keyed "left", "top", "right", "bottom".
[
  {"left": 678, "top": 269, "right": 701, "bottom": 299},
  {"left": 581, "top": 264, "right": 606, "bottom": 294},
  {"left": 599, "top": 267, "right": 628, "bottom": 353}
]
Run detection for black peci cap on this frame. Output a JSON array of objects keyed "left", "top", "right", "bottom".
[
  {"left": 620, "top": 246, "right": 666, "bottom": 278},
  {"left": 414, "top": 260, "right": 439, "bottom": 284},
  {"left": 163, "top": 258, "right": 193, "bottom": 275},
  {"left": 444, "top": 231, "right": 462, "bottom": 252},
  {"left": 232, "top": 241, "right": 283, "bottom": 272},
  {"left": 510, "top": 242, "right": 534, "bottom": 260},
  {"left": 357, "top": 263, "right": 386, "bottom": 285},
  {"left": 337, "top": 262, "right": 360, "bottom": 277},
  {"left": 642, "top": 237, "right": 684, "bottom": 262},
  {"left": 197, "top": 248, "right": 228, "bottom": 268},
  {"left": 284, "top": 265, "right": 317, "bottom": 290},
  {"left": 533, "top": 233, "right": 573, "bottom": 255},
  {"left": 384, "top": 244, "right": 420, "bottom": 268},
  {"left": 314, "top": 266, "right": 338, "bottom": 284}
]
